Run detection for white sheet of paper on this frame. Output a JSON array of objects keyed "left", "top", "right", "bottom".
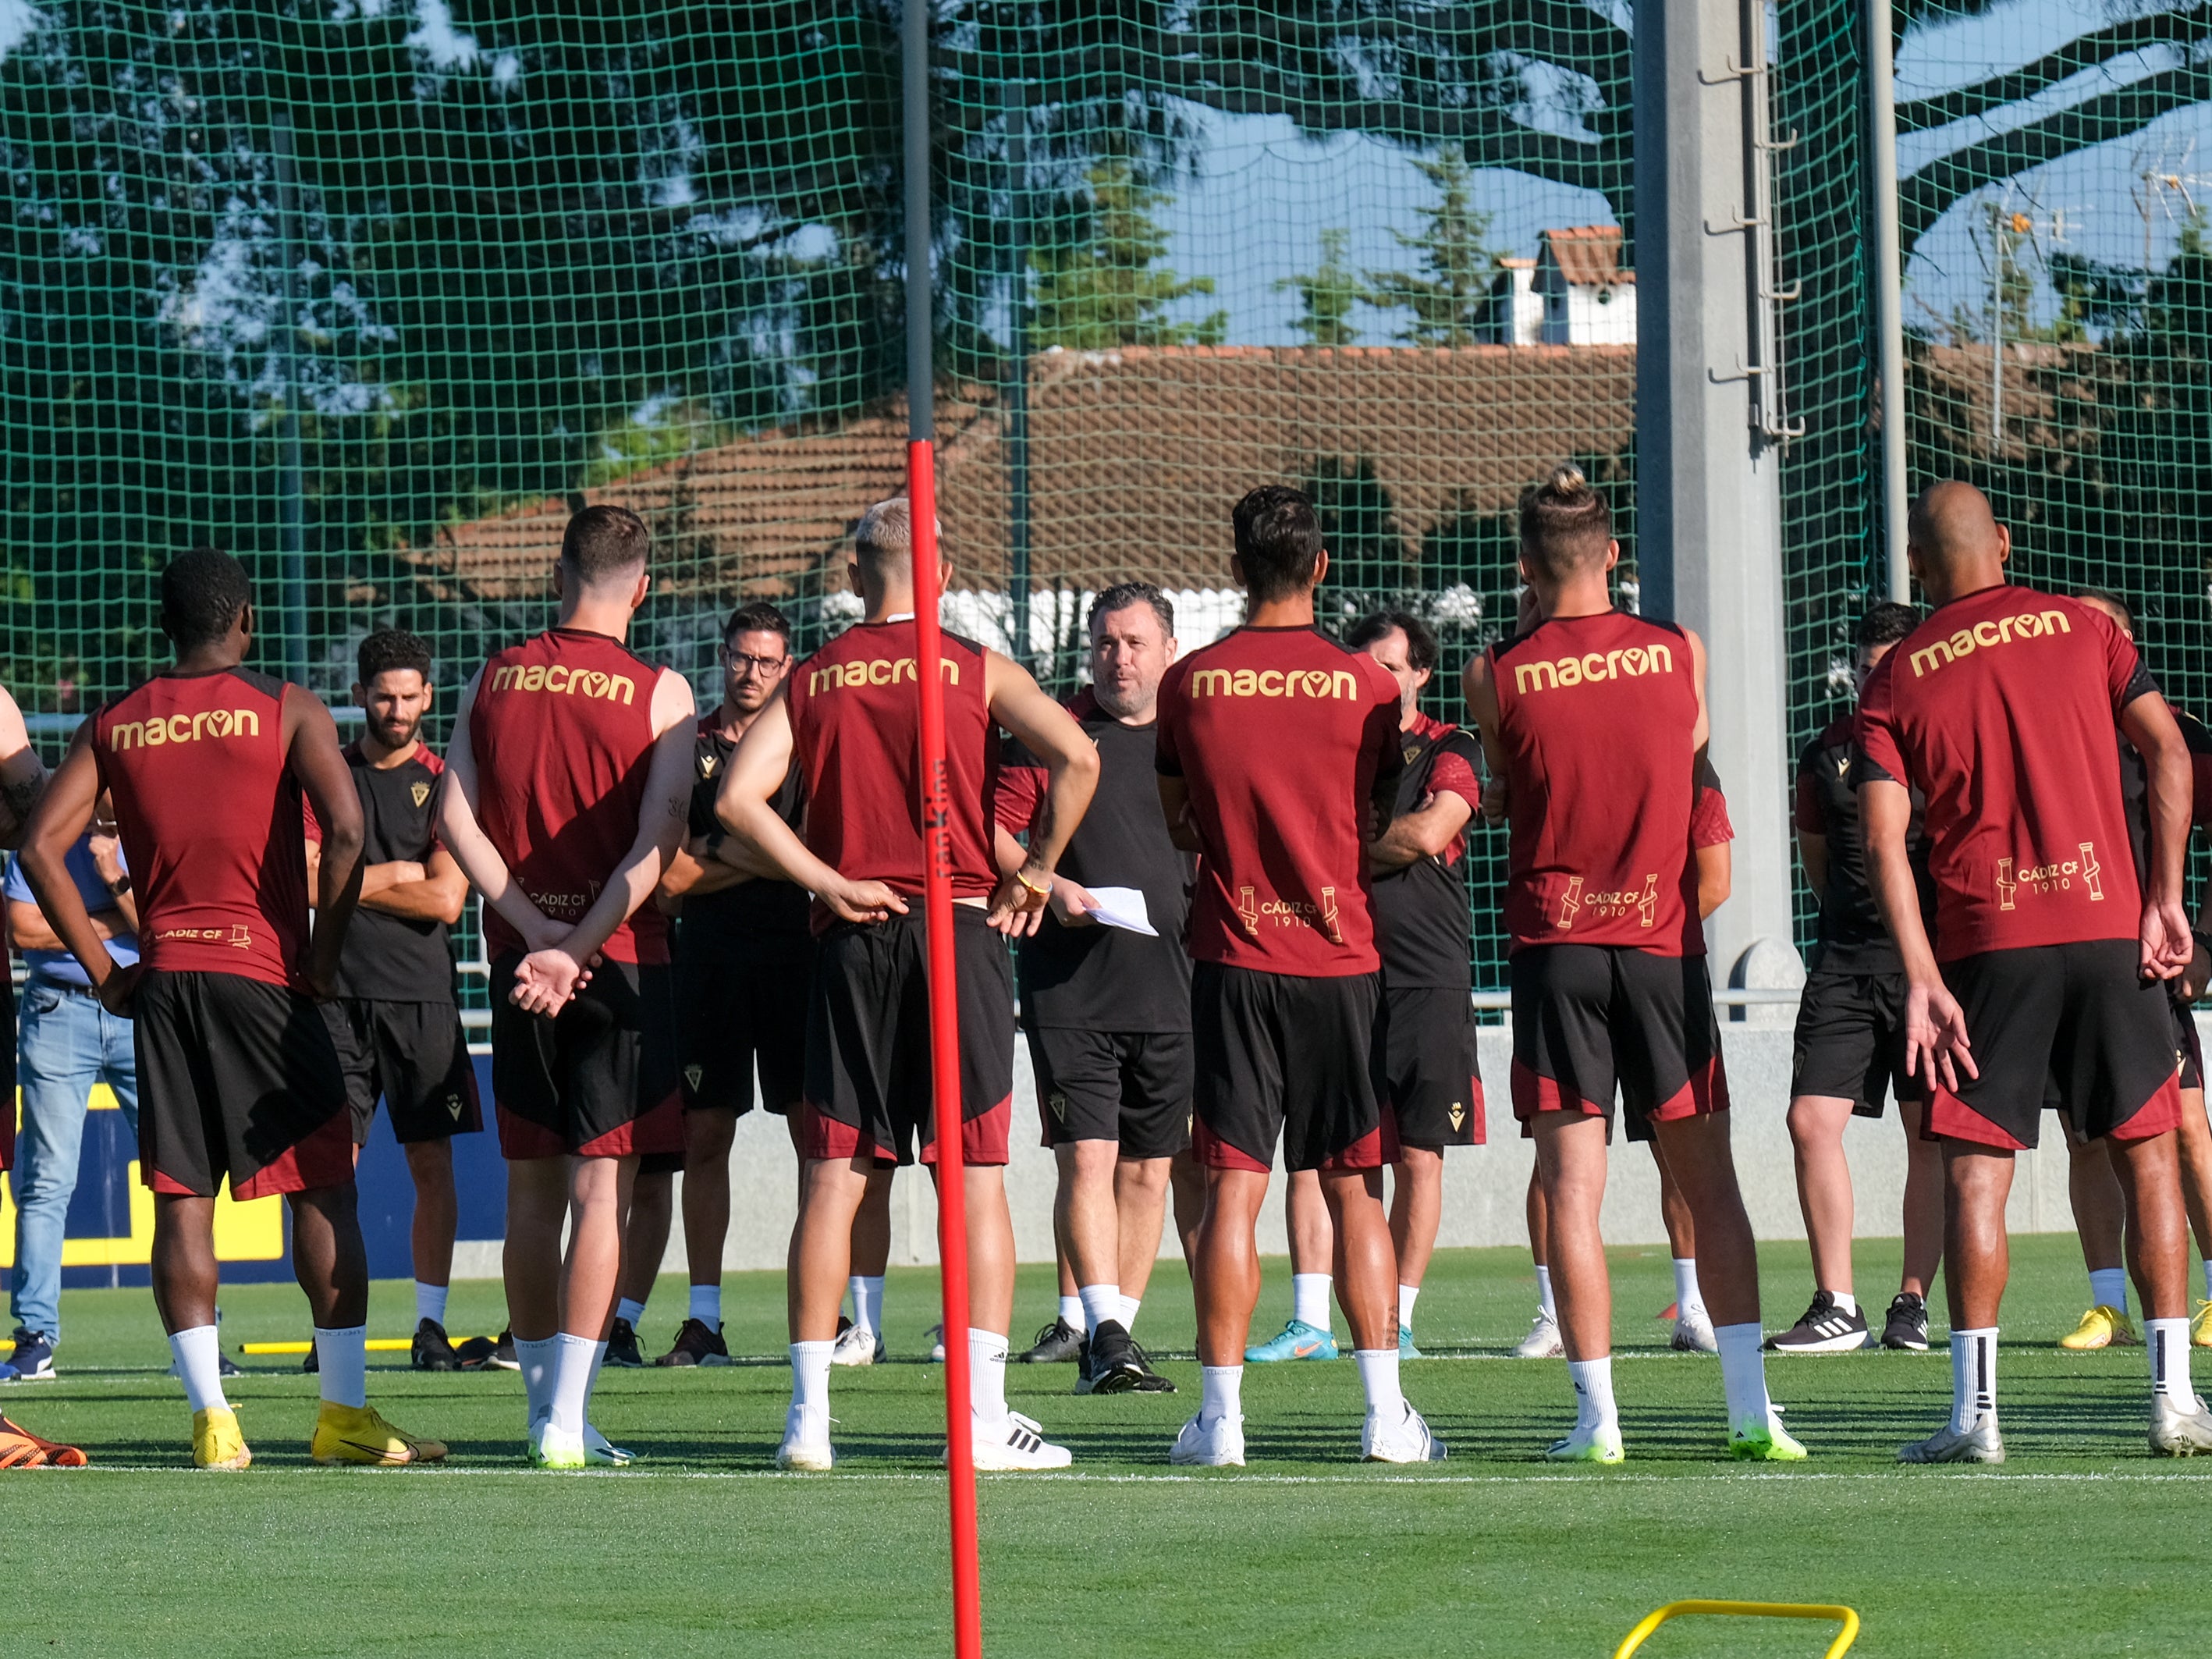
[{"left": 1081, "top": 886, "right": 1157, "bottom": 936}]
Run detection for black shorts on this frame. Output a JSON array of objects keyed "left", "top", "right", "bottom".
[
  {"left": 1191, "top": 962, "right": 1383, "bottom": 1174},
  {"left": 1028, "top": 1027, "right": 1193, "bottom": 1160},
  {"left": 1508, "top": 945, "right": 1729, "bottom": 1142},
  {"left": 802, "top": 908, "right": 1014, "bottom": 1168},
  {"left": 135, "top": 971, "right": 353, "bottom": 1199},
  {"left": 322, "top": 998, "right": 482, "bottom": 1146},
  {"left": 1374, "top": 985, "right": 1485, "bottom": 1151},
  {"left": 678, "top": 946, "right": 811, "bottom": 1117},
  {"left": 1791, "top": 969, "right": 1913, "bottom": 1118},
  {"left": 489, "top": 954, "right": 681, "bottom": 1160},
  {"left": 1933, "top": 940, "right": 2182, "bottom": 1150}
]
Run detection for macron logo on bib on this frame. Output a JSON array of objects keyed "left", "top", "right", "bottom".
[
  {"left": 108, "top": 708, "right": 261, "bottom": 751},
  {"left": 1511, "top": 641, "right": 1673, "bottom": 695},
  {"left": 488, "top": 663, "right": 636, "bottom": 703},
  {"left": 1188, "top": 666, "right": 1362, "bottom": 700},
  {"left": 1908, "top": 608, "right": 2072, "bottom": 678}
]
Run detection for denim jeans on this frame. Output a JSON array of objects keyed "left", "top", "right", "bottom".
[{"left": 9, "top": 980, "right": 140, "bottom": 1343}]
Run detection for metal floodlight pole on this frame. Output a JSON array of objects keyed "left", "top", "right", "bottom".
[
  {"left": 904, "top": 2, "right": 984, "bottom": 1654},
  {"left": 1865, "top": 0, "right": 1909, "bottom": 601},
  {"left": 271, "top": 109, "right": 308, "bottom": 686}
]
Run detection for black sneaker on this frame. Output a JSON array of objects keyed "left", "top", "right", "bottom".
[
  {"left": 1074, "top": 1320, "right": 1146, "bottom": 1395},
  {"left": 300, "top": 1335, "right": 319, "bottom": 1374},
  {"left": 1763, "top": 1290, "right": 1870, "bottom": 1354},
  {"left": 217, "top": 1349, "right": 243, "bottom": 1379},
  {"left": 1882, "top": 1291, "right": 1931, "bottom": 1352},
  {"left": 605, "top": 1317, "right": 648, "bottom": 1369},
  {"left": 654, "top": 1316, "right": 731, "bottom": 1367},
  {"left": 1127, "top": 1339, "right": 1177, "bottom": 1394},
  {"left": 1017, "top": 1317, "right": 1085, "bottom": 1364},
  {"left": 411, "top": 1318, "right": 460, "bottom": 1373}
]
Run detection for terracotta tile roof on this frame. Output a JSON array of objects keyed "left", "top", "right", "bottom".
[
  {"left": 1541, "top": 226, "right": 1633, "bottom": 290},
  {"left": 406, "top": 343, "right": 1636, "bottom": 602}
]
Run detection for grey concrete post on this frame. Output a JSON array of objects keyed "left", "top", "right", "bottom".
[{"left": 1633, "top": 0, "right": 1802, "bottom": 1016}]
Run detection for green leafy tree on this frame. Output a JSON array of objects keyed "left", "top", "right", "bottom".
[
  {"left": 1302, "top": 456, "right": 1411, "bottom": 610},
  {"left": 1359, "top": 151, "right": 1503, "bottom": 346},
  {"left": 1276, "top": 228, "right": 1361, "bottom": 346},
  {"left": 1028, "top": 159, "right": 1227, "bottom": 350}
]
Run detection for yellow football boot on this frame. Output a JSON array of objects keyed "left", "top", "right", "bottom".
[
  {"left": 2192, "top": 1301, "right": 2212, "bottom": 1348},
  {"left": 193, "top": 1406, "right": 252, "bottom": 1471},
  {"left": 310, "top": 1402, "right": 448, "bottom": 1465},
  {"left": 2058, "top": 1305, "right": 2140, "bottom": 1351}
]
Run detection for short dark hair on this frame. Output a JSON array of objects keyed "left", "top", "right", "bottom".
[
  {"left": 1518, "top": 462, "right": 1614, "bottom": 580},
  {"left": 1089, "top": 581, "right": 1176, "bottom": 640},
  {"left": 160, "top": 546, "right": 254, "bottom": 651},
  {"left": 357, "top": 627, "right": 432, "bottom": 686},
  {"left": 1855, "top": 601, "right": 1919, "bottom": 652},
  {"left": 1345, "top": 610, "right": 1437, "bottom": 675},
  {"left": 723, "top": 601, "right": 792, "bottom": 648},
  {"left": 559, "top": 505, "right": 650, "bottom": 584},
  {"left": 2073, "top": 587, "right": 2136, "bottom": 633},
  {"left": 1231, "top": 485, "right": 1325, "bottom": 603}
]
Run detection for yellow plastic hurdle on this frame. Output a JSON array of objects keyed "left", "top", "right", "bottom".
[{"left": 1612, "top": 1600, "right": 1861, "bottom": 1658}]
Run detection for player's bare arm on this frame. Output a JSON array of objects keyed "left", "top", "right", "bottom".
[
  {"left": 438, "top": 669, "right": 564, "bottom": 952},
  {"left": 1695, "top": 837, "right": 1731, "bottom": 921},
  {"left": 19, "top": 726, "right": 130, "bottom": 1012},
  {"left": 989, "top": 823, "right": 1060, "bottom": 937},
  {"left": 1862, "top": 776, "right": 1974, "bottom": 1091},
  {"left": 1368, "top": 787, "right": 1472, "bottom": 873},
  {"left": 2119, "top": 688, "right": 2193, "bottom": 981},
  {"left": 357, "top": 846, "right": 468, "bottom": 925},
  {"left": 286, "top": 685, "right": 367, "bottom": 1002},
  {"left": 1796, "top": 826, "right": 1830, "bottom": 904},
  {"left": 1461, "top": 651, "right": 1511, "bottom": 826},
  {"left": 0, "top": 686, "right": 49, "bottom": 850},
  {"left": 1156, "top": 774, "right": 1204, "bottom": 853},
  {"left": 982, "top": 647, "right": 1100, "bottom": 932},
  {"left": 715, "top": 688, "right": 905, "bottom": 923}
]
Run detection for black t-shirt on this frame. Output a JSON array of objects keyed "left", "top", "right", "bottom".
[
  {"left": 1797, "top": 713, "right": 1933, "bottom": 975},
  {"left": 678, "top": 717, "right": 811, "bottom": 964},
  {"left": 1372, "top": 713, "right": 1483, "bottom": 990},
  {"left": 2116, "top": 703, "right": 2212, "bottom": 886},
  {"left": 999, "top": 690, "right": 1193, "bottom": 1032},
  {"left": 319, "top": 741, "right": 456, "bottom": 1003}
]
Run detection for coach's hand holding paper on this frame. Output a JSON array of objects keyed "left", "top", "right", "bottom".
[{"left": 1075, "top": 884, "right": 1156, "bottom": 936}]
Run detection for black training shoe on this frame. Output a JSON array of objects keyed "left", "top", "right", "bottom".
[
  {"left": 300, "top": 1335, "right": 319, "bottom": 1374},
  {"left": 1127, "top": 1339, "right": 1177, "bottom": 1394},
  {"left": 1075, "top": 1320, "right": 1146, "bottom": 1395},
  {"left": 605, "top": 1317, "right": 648, "bottom": 1369},
  {"left": 1763, "top": 1290, "right": 1871, "bottom": 1355},
  {"left": 411, "top": 1318, "right": 460, "bottom": 1373},
  {"left": 217, "top": 1350, "right": 243, "bottom": 1379},
  {"left": 654, "top": 1316, "right": 732, "bottom": 1367},
  {"left": 1017, "top": 1317, "right": 1086, "bottom": 1365},
  {"left": 1882, "top": 1291, "right": 1931, "bottom": 1352}
]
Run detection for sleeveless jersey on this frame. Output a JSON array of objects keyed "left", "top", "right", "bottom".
[
  {"left": 1490, "top": 609, "right": 1701, "bottom": 954},
  {"left": 93, "top": 666, "right": 309, "bottom": 989},
  {"left": 784, "top": 620, "right": 999, "bottom": 928},
  {"left": 467, "top": 627, "right": 669, "bottom": 965}
]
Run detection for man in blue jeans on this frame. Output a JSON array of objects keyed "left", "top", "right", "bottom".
[{"left": 2, "top": 794, "right": 139, "bottom": 1382}]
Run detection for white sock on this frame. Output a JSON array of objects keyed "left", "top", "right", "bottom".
[
  {"left": 616, "top": 1296, "right": 648, "bottom": 1328},
  {"left": 688, "top": 1284, "right": 722, "bottom": 1327},
  {"left": 1354, "top": 1348, "right": 1403, "bottom": 1419},
  {"left": 1291, "top": 1273, "right": 1333, "bottom": 1331},
  {"left": 414, "top": 1281, "right": 450, "bottom": 1328},
  {"left": 1828, "top": 1289, "right": 1858, "bottom": 1316},
  {"left": 169, "top": 1325, "right": 229, "bottom": 1414},
  {"left": 1116, "top": 1295, "right": 1142, "bottom": 1334},
  {"left": 852, "top": 1276, "right": 885, "bottom": 1336},
  {"left": 1200, "top": 1364, "right": 1243, "bottom": 1426},
  {"left": 515, "top": 1335, "right": 558, "bottom": 1428},
  {"left": 1078, "top": 1283, "right": 1121, "bottom": 1334},
  {"left": 1568, "top": 1355, "right": 1617, "bottom": 1433},
  {"left": 314, "top": 1325, "right": 368, "bottom": 1411},
  {"left": 1672, "top": 1259, "right": 1706, "bottom": 1319},
  {"left": 1057, "top": 1294, "right": 1085, "bottom": 1330},
  {"left": 969, "top": 1329, "right": 1010, "bottom": 1425},
  {"left": 789, "top": 1339, "right": 834, "bottom": 1416},
  {"left": 1714, "top": 1322, "right": 1771, "bottom": 1433},
  {"left": 2090, "top": 1267, "right": 2129, "bottom": 1313},
  {"left": 546, "top": 1334, "right": 602, "bottom": 1437},
  {"left": 1951, "top": 1327, "right": 1997, "bottom": 1432},
  {"left": 1397, "top": 1284, "right": 1419, "bottom": 1329},
  {"left": 2149, "top": 1317, "right": 2195, "bottom": 1404},
  {"left": 1536, "top": 1265, "right": 1557, "bottom": 1320}
]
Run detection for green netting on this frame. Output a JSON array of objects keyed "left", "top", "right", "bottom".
[{"left": 5, "top": 2, "right": 2210, "bottom": 1003}]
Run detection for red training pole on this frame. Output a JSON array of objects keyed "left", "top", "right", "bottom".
[{"left": 909, "top": 439, "right": 983, "bottom": 1657}]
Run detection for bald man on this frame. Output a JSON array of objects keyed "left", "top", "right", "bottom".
[{"left": 1855, "top": 481, "right": 2212, "bottom": 1462}]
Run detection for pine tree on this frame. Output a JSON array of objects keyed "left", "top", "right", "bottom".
[
  {"left": 1361, "top": 151, "right": 1502, "bottom": 347},
  {"left": 1277, "top": 228, "right": 1359, "bottom": 346},
  {"left": 1028, "top": 158, "right": 1228, "bottom": 350}
]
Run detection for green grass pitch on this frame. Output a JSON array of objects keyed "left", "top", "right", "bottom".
[{"left": 9, "top": 1234, "right": 2208, "bottom": 1657}]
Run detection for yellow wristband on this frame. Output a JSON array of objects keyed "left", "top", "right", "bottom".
[{"left": 1015, "top": 867, "right": 1052, "bottom": 898}]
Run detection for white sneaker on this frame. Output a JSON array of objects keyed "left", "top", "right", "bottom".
[
  {"left": 968, "top": 1410, "right": 1071, "bottom": 1471},
  {"left": 1362, "top": 1401, "right": 1447, "bottom": 1463},
  {"left": 776, "top": 1405, "right": 836, "bottom": 1472},
  {"left": 924, "top": 1323, "right": 947, "bottom": 1363},
  {"left": 1514, "top": 1309, "right": 1565, "bottom": 1359},
  {"left": 1169, "top": 1412, "right": 1247, "bottom": 1467},
  {"left": 2150, "top": 1392, "right": 2212, "bottom": 1456},
  {"left": 1672, "top": 1307, "right": 1719, "bottom": 1353},
  {"left": 1545, "top": 1420, "right": 1626, "bottom": 1464},
  {"left": 832, "top": 1323, "right": 886, "bottom": 1367},
  {"left": 1898, "top": 1412, "right": 2004, "bottom": 1464},
  {"left": 528, "top": 1420, "right": 586, "bottom": 1469},
  {"left": 584, "top": 1422, "right": 634, "bottom": 1466}
]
